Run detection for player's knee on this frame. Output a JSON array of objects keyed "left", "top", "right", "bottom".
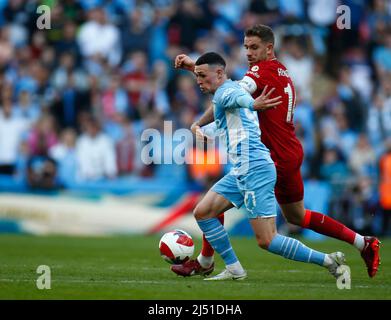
[
  {"left": 285, "top": 213, "right": 303, "bottom": 226},
  {"left": 193, "top": 204, "right": 209, "bottom": 220}
]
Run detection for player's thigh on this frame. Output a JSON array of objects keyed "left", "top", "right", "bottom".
[
  {"left": 194, "top": 189, "right": 234, "bottom": 220},
  {"left": 275, "top": 163, "right": 304, "bottom": 205},
  {"left": 210, "top": 172, "right": 244, "bottom": 209},
  {"left": 239, "top": 161, "right": 277, "bottom": 219},
  {"left": 195, "top": 173, "right": 240, "bottom": 220},
  {"left": 249, "top": 216, "right": 277, "bottom": 249}
]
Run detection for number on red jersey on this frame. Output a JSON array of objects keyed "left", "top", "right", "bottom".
[{"left": 284, "top": 83, "right": 296, "bottom": 123}]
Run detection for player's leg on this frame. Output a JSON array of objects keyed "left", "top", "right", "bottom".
[
  {"left": 301, "top": 204, "right": 380, "bottom": 278},
  {"left": 276, "top": 166, "right": 380, "bottom": 277},
  {"left": 172, "top": 173, "right": 246, "bottom": 279},
  {"left": 172, "top": 214, "right": 224, "bottom": 276},
  {"left": 249, "top": 217, "right": 346, "bottom": 278},
  {"left": 199, "top": 213, "right": 224, "bottom": 268},
  {"left": 193, "top": 188, "right": 246, "bottom": 279},
  {"left": 240, "top": 160, "right": 347, "bottom": 278},
  {"left": 280, "top": 200, "right": 365, "bottom": 249}
]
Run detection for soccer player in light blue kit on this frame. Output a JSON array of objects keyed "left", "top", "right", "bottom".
[{"left": 191, "top": 52, "right": 347, "bottom": 280}]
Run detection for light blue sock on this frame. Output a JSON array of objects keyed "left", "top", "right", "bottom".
[
  {"left": 267, "top": 234, "right": 326, "bottom": 266},
  {"left": 197, "top": 218, "right": 238, "bottom": 265}
]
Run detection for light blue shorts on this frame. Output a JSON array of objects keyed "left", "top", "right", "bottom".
[{"left": 212, "top": 160, "right": 277, "bottom": 219}]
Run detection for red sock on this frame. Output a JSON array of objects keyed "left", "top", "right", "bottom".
[
  {"left": 302, "top": 209, "right": 356, "bottom": 244},
  {"left": 201, "top": 213, "right": 225, "bottom": 257}
]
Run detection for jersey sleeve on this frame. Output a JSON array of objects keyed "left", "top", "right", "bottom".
[{"left": 220, "top": 87, "right": 254, "bottom": 110}]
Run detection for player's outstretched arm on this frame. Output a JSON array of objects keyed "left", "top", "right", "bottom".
[
  {"left": 252, "top": 85, "right": 282, "bottom": 111},
  {"left": 174, "top": 54, "right": 196, "bottom": 72}
]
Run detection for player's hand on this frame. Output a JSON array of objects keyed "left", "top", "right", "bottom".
[
  {"left": 174, "top": 54, "right": 195, "bottom": 72},
  {"left": 253, "top": 85, "right": 282, "bottom": 111},
  {"left": 190, "top": 121, "right": 204, "bottom": 138},
  {"left": 190, "top": 121, "right": 211, "bottom": 142}
]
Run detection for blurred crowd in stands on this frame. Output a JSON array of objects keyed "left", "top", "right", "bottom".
[{"left": 0, "top": 0, "right": 390, "bottom": 235}]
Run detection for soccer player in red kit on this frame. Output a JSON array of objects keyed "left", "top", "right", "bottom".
[{"left": 172, "top": 24, "right": 380, "bottom": 278}]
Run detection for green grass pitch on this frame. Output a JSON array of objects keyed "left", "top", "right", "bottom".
[{"left": 0, "top": 234, "right": 390, "bottom": 299}]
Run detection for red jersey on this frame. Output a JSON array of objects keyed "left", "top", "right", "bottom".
[{"left": 242, "top": 59, "right": 303, "bottom": 164}]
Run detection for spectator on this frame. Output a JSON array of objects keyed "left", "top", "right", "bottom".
[
  {"left": 367, "top": 0, "right": 391, "bottom": 46},
  {"left": 51, "top": 51, "right": 88, "bottom": 92},
  {"left": 0, "top": 99, "right": 30, "bottom": 175},
  {"left": 114, "top": 114, "right": 136, "bottom": 175},
  {"left": 42, "top": 3, "right": 66, "bottom": 45},
  {"left": 343, "top": 47, "right": 374, "bottom": 103},
  {"left": 122, "top": 50, "right": 148, "bottom": 119},
  {"left": 334, "top": 109, "right": 358, "bottom": 159},
  {"left": 373, "top": 27, "right": 391, "bottom": 79},
  {"left": 310, "top": 56, "right": 336, "bottom": 112},
  {"left": 336, "top": 66, "right": 365, "bottom": 133},
  {"left": 13, "top": 89, "right": 40, "bottom": 123},
  {"left": 170, "top": 74, "right": 202, "bottom": 127},
  {"left": 27, "top": 114, "right": 58, "bottom": 156},
  {"left": 3, "top": 0, "right": 34, "bottom": 27},
  {"left": 278, "top": 0, "right": 305, "bottom": 21},
  {"left": 121, "top": 7, "right": 151, "bottom": 55},
  {"left": 30, "top": 31, "right": 47, "bottom": 61},
  {"left": 280, "top": 37, "right": 314, "bottom": 102},
  {"left": 348, "top": 133, "right": 377, "bottom": 175},
  {"left": 77, "top": 7, "right": 122, "bottom": 67},
  {"left": 55, "top": 20, "right": 81, "bottom": 64},
  {"left": 168, "top": 0, "right": 212, "bottom": 50},
  {"left": 294, "top": 95, "right": 316, "bottom": 177},
  {"left": 148, "top": 8, "right": 170, "bottom": 65},
  {"left": 101, "top": 74, "right": 129, "bottom": 121},
  {"left": 141, "top": 60, "right": 171, "bottom": 116},
  {"left": 307, "top": 0, "right": 338, "bottom": 27},
  {"left": 76, "top": 116, "right": 117, "bottom": 181},
  {"left": 49, "top": 128, "right": 78, "bottom": 187},
  {"left": 50, "top": 52, "right": 90, "bottom": 129},
  {"left": 212, "top": 0, "right": 248, "bottom": 31},
  {"left": 348, "top": 175, "right": 378, "bottom": 234},
  {"left": 28, "top": 62, "right": 54, "bottom": 110},
  {"left": 320, "top": 146, "right": 350, "bottom": 189},
  {"left": 26, "top": 154, "right": 58, "bottom": 190},
  {"left": 62, "top": 0, "right": 84, "bottom": 25},
  {"left": 0, "top": 26, "right": 15, "bottom": 68},
  {"left": 367, "top": 74, "right": 391, "bottom": 151}
]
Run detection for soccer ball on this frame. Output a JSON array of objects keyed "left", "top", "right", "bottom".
[{"left": 159, "top": 229, "right": 194, "bottom": 264}]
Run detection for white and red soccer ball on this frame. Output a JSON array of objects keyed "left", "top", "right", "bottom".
[{"left": 159, "top": 229, "right": 194, "bottom": 264}]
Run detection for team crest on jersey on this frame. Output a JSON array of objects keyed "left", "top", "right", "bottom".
[{"left": 251, "top": 65, "right": 259, "bottom": 72}]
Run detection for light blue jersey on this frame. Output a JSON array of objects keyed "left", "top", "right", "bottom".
[
  {"left": 211, "top": 79, "right": 277, "bottom": 218},
  {"left": 213, "top": 79, "right": 272, "bottom": 175}
]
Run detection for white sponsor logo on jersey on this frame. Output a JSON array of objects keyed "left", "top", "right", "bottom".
[
  {"left": 247, "top": 71, "right": 260, "bottom": 78},
  {"left": 278, "top": 68, "right": 289, "bottom": 77}
]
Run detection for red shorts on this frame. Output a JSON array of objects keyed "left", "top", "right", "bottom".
[{"left": 274, "top": 157, "right": 304, "bottom": 205}]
